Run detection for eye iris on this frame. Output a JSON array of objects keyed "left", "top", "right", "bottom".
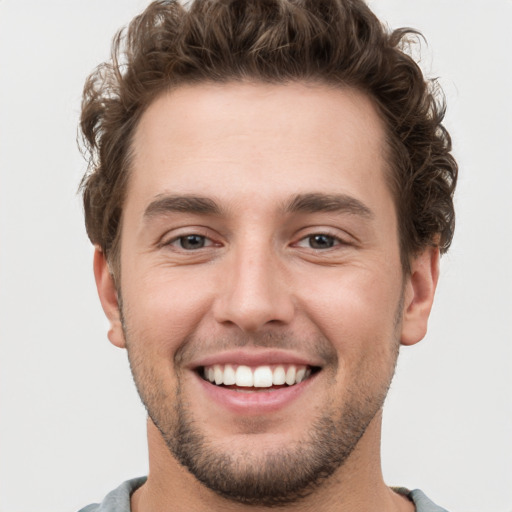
[
  {"left": 180, "top": 235, "right": 205, "bottom": 250},
  {"left": 309, "top": 234, "right": 334, "bottom": 249}
]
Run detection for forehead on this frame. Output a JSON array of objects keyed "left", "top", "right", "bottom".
[{"left": 129, "top": 81, "right": 391, "bottom": 216}]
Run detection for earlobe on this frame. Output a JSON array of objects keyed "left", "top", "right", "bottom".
[
  {"left": 93, "top": 247, "right": 126, "bottom": 349},
  {"left": 400, "top": 246, "right": 440, "bottom": 346}
]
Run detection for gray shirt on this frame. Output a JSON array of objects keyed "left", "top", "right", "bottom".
[{"left": 78, "top": 477, "right": 449, "bottom": 512}]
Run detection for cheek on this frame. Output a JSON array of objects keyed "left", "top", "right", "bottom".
[
  {"left": 120, "top": 269, "right": 216, "bottom": 357},
  {"left": 305, "top": 271, "right": 402, "bottom": 406},
  {"left": 296, "top": 267, "right": 402, "bottom": 355}
]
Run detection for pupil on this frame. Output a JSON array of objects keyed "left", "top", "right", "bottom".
[
  {"left": 310, "top": 234, "right": 334, "bottom": 249},
  {"left": 181, "top": 235, "right": 205, "bottom": 249}
]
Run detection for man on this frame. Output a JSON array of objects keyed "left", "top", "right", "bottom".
[{"left": 78, "top": 0, "right": 457, "bottom": 510}]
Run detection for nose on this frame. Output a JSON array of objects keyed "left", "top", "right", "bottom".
[{"left": 213, "top": 243, "right": 295, "bottom": 333}]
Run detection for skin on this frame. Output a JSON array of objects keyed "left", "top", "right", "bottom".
[{"left": 94, "top": 82, "right": 439, "bottom": 512}]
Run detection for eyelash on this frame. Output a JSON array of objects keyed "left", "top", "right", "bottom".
[
  {"left": 165, "top": 234, "right": 215, "bottom": 250},
  {"left": 295, "top": 233, "right": 346, "bottom": 250},
  {"left": 163, "top": 232, "right": 347, "bottom": 252}
]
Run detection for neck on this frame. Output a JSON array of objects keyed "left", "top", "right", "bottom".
[{"left": 131, "top": 414, "right": 414, "bottom": 512}]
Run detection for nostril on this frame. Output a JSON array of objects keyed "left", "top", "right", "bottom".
[{"left": 212, "top": 274, "right": 295, "bottom": 332}]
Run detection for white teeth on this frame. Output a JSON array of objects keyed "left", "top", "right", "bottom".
[
  {"left": 272, "top": 365, "right": 286, "bottom": 385},
  {"left": 223, "top": 364, "right": 236, "bottom": 385},
  {"left": 203, "top": 363, "right": 314, "bottom": 388},
  {"left": 235, "top": 365, "right": 254, "bottom": 387},
  {"left": 214, "top": 365, "right": 223, "bottom": 385},
  {"left": 295, "top": 368, "right": 306, "bottom": 383},
  {"left": 253, "top": 366, "right": 273, "bottom": 387},
  {"left": 285, "top": 366, "right": 296, "bottom": 385}
]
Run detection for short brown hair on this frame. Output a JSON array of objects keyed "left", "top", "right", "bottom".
[{"left": 80, "top": 0, "right": 457, "bottom": 276}]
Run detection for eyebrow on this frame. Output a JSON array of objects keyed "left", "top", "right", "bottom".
[
  {"left": 143, "top": 192, "right": 374, "bottom": 221},
  {"left": 143, "top": 194, "right": 222, "bottom": 219},
  {"left": 284, "top": 193, "right": 374, "bottom": 218}
]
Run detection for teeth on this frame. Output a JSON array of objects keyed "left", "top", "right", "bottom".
[
  {"left": 235, "top": 365, "right": 253, "bottom": 387},
  {"left": 202, "top": 364, "right": 314, "bottom": 388},
  {"left": 223, "top": 364, "right": 236, "bottom": 385},
  {"left": 272, "top": 365, "right": 286, "bottom": 385},
  {"left": 285, "top": 366, "right": 296, "bottom": 385},
  {"left": 214, "top": 365, "right": 223, "bottom": 385},
  {"left": 253, "top": 366, "right": 273, "bottom": 387}
]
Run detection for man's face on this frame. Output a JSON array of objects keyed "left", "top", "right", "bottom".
[{"left": 96, "top": 82, "right": 435, "bottom": 505}]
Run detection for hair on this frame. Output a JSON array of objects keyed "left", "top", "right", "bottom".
[{"left": 80, "top": 0, "right": 457, "bottom": 277}]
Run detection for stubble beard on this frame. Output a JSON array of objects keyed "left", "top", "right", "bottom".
[{"left": 122, "top": 299, "right": 402, "bottom": 507}]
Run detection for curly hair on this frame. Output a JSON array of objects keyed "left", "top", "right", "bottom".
[{"left": 80, "top": 0, "right": 457, "bottom": 276}]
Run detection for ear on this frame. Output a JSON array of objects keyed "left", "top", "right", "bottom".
[
  {"left": 400, "top": 246, "right": 440, "bottom": 346},
  {"left": 93, "top": 247, "right": 126, "bottom": 349}
]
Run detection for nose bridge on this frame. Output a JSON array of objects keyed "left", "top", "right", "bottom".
[{"left": 214, "top": 234, "right": 294, "bottom": 332}]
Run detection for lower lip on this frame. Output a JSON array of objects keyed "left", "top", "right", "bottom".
[{"left": 195, "top": 372, "right": 317, "bottom": 414}]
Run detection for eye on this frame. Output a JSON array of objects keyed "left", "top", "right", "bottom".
[
  {"left": 296, "top": 234, "right": 341, "bottom": 250},
  {"left": 169, "top": 234, "right": 213, "bottom": 250}
]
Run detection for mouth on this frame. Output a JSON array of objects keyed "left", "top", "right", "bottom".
[{"left": 198, "top": 363, "right": 321, "bottom": 392}]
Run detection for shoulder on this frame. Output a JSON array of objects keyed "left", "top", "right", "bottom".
[
  {"left": 77, "top": 477, "right": 147, "bottom": 512},
  {"left": 393, "top": 487, "right": 450, "bottom": 512}
]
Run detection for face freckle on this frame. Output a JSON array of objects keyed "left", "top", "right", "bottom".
[{"left": 113, "top": 81, "right": 409, "bottom": 505}]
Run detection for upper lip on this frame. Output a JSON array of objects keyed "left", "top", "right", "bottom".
[{"left": 189, "top": 349, "right": 324, "bottom": 370}]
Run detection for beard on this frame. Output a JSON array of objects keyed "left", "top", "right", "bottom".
[{"left": 122, "top": 300, "right": 402, "bottom": 507}]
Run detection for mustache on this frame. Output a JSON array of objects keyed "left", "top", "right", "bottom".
[{"left": 173, "top": 330, "right": 338, "bottom": 368}]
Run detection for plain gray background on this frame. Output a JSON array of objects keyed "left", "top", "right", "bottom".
[{"left": 0, "top": 1, "right": 511, "bottom": 511}]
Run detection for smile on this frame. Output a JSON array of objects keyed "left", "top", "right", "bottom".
[{"left": 200, "top": 364, "right": 319, "bottom": 390}]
